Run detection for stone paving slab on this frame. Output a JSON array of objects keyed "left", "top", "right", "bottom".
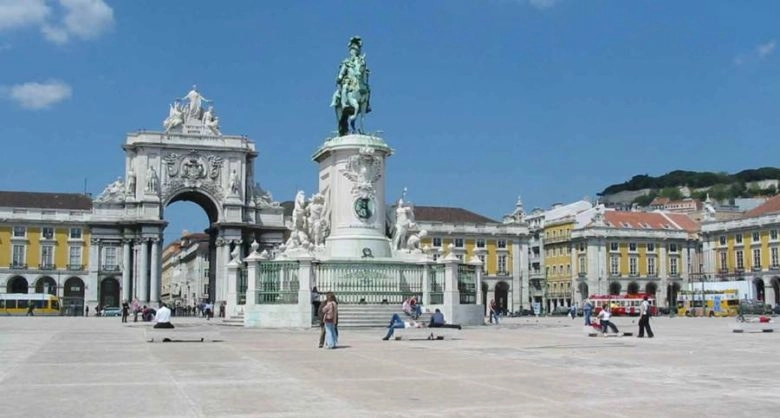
[{"left": 1, "top": 315, "right": 780, "bottom": 417}]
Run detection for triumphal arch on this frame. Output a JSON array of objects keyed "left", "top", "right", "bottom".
[{"left": 89, "top": 86, "right": 285, "bottom": 307}]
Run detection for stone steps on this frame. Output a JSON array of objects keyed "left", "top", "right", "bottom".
[{"left": 221, "top": 314, "right": 244, "bottom": 327}]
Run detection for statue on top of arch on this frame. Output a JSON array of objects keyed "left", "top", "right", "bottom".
[{"left": 163, "top": 85, "right": 221, "bottom": 136}]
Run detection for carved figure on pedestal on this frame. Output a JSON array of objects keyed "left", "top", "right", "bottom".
[
  {"left": 391, "top": 193, "right": 415, "bottom": 251},
  {"left": 163, "top": 100, "right": 185, "bottom": 133},
  {"left": 284, "top": 191, "right": 311, "bottom": 250},
  {"left": 406, "top": 230, "right": 427, "bottom": 253},
  {"left": 331, "top": 36, "right": 372, "bottom": 136},
  {"left": 252, "top": 183, "right": 280, "bottom": 208},
  {"left": 146, "top": 167, "right": 159, "bottom": 194},
  {"left": 229, "top": 169, "right": 241, "bottom": 197},
  {"left": 95, "top": 178, "right": 125, "bottom": 203},
  {"left": 126, "top": 168, "right": 136, "bottom": 196},
  {"left": 202, "top": 106, "right": 221, "bottom": 135},
  {"left": 340, "top": 146, "right": 382, "bottom": 199},
  {"left": 181, "top": 85, "right": 212, "bottom": 120},
  {"left": 307, "top": 193, "right": 330, "bottom": 247}
]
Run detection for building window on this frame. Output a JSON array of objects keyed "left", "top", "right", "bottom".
[
  {"left": 12, "top": 244, "right": 25, "bottom": 267},
  {"left": 456, "top": 254, "right": 464, "bottom": 261},
  {"left": 497, "top": 255, "right": 507, "bottom": 273},
  {"left": 454, "top": 238, "right": 464, "bottom": 248},
  {"left": 610, "top": 256, "right": 620, "bottom": 276},
  {"left": 432, "top": 253, "right": 439, "bottom": 262},
  {"left": 772, "top": 247, "right": 779, "bottom": 267},
  {"left": 13, "top": 226, "right": 26, "bottom": 238},
  {"left": 104, "top": 246, "right": 117, "bottom": 267},
  {"left": 610, "top": 242, "right": 618, "bottom": 252},
  {"left": 736, "top": 250, "right": 744, "bottom": 270},
  {"left": 41, "top": 245, "right": 54, "bottom": 267},
  {"left": 42, "top": 227, "right": 54, "bottom": 240},
  {"left": 669, "top": 243, "right": 678, "bottom": 253},
  {"left": 497, "top": 240, "right": 507, "bottom": 249},
  {"left": 578, "top": 242, "right": 586, "bottom": 252},
  {"left": 719, "top": 235, "right": 726, "bottom": 246},
  {"left": 670, "top": 257, "right": 679, "bottom": 276},
  {"left": 648, "top": 256, "right": 656, "bottom": 276},
  {"left": 476, "top": 239, "right": 485, "bottom": 248},
  {"left": 69, "top": 246, "right": 82, "bottom": 266},
  {"left": 478, "top": 254, "right": 486, "bottom": 272},
  {"left": 545, "top": 266, "right": 550, "bottom": 277},
  {"left": 753, "top": 248, "right": 761, "bottom": 269},
  {"left": 578, "top": 256, "right": 586, "bottom": 273},
  {"left": 772, "top": 230, "right": 778, "bottom": 241},
  {"left": 753, "top": 232, "right": 761, "bottom": 242},
  {"left": 629, "top": 256, "right": 638, "bottom": 276},
  {"left": 647, "top": 243, "right": 655, "bottom": 253},
  {"left": 719, "top": 251, "right": 728, "bottom": 271},
  {"left": 735, "top": 234, "right": 743, "bottom": 244},
  {"left": 69, "top": 228, "right": 83, "bottom": 240},
  {"left": 432, "top": 238, "right": 442, "bottom": 248},
  {"left": 629, "top": 242, "right": 637, "bottom": 252},
  {"left": 566, "top": 264, "right": 571, "bottom": 274}
]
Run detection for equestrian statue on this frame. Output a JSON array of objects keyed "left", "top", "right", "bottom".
[{"left": 330, "top": 36, "right": 372, "bottom": 136}]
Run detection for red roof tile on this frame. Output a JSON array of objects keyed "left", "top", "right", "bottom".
[
  {"left": 663, "top": 213, "right": 700, "bottom": 233},
  {"left": 0, "top": 191, "right": 92, "bottom": 210},
  {"left": 603, "top": 211, "right": 677, "bottom": 230},
  {"left": 744, "top": 194, "right": 780, "bottom": 218}
]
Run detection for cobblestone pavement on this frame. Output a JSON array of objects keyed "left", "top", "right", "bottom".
[{"left": 1, "top": 315, "right": 778, "bottom": 417}]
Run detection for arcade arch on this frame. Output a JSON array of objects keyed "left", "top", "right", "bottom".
[
  {"left": 7, "top": 276, "right": 28, "bottom": 293},
  {"left": 35, "top": 276, "right": 57, "bottom": 295},
  {"left": 608, "top": 281, "right": 621, "bottom": 295}
]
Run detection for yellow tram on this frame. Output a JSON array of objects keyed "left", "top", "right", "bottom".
[{"left": 0, "top": 293, "right": 61, "bottom": 316}]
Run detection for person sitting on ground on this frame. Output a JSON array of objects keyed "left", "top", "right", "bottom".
[
  {"left": 153, "top": 302, "right": 174, "bottom": 329},
  {"left": 382, "top": 313, "right": 424, "bottom": 340},
  {"left": 428, "top": 308, "right": 462, "bottom": 330},
  {"left": 402, "top": 298, "right": 412, "bottom": 317},
  {"left": 409, "top": 296, "right": 422, "bottom": 319},
  {"left": 597, "top": 305, "right": 619, "bottom": 335}
]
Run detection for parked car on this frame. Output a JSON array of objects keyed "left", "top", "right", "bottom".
[
  {"left": 739, "top": 300, "right": 771, "bottom": 315},
  {"left": 102, "top": 307, "right": 121, "bottom": 317},
  {"left": 551, "top": 306, "right": 571, "bottom": 316}
]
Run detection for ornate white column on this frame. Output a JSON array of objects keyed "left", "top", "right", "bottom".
[
  {"left": 150, "top": 238, "right": 160, "bottom": 303},
  {"left": 89, "top": 238, "right": 100, "bottom": 274},
  {"left": 121, "top": 239, "right": 131, "bottom": 302},
  {"left": 138, "top": 239, "right": 149, "bottom": 303}
]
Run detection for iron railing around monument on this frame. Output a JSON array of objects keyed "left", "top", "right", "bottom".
[
  {"left": 313, "top": 261, "right": 424, "bottom": 304},
  {"left": 429, "top": 264, "right": 445, "bottom": 305},
  {"left": 458, "top": 264, "right": 477, "bottom": 304},
  {"left": 255, "top": 261, "right": 299, "bottom": 304}
]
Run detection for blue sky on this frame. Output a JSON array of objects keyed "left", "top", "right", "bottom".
[{"left": 2, "top": 0, "right": 780, "bottom": 243}]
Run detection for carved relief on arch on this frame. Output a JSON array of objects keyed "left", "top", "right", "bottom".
[{"left": 163, "top": 151, "right": 223, "bottom": 182}]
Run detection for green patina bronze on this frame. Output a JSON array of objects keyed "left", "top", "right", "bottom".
[{"left": 330, "top": 36, "right": 372, "bottom": 136}]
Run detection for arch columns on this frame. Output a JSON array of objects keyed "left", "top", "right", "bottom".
[{"left": 122, "top": 239, "right": 132, "bottom": 302}]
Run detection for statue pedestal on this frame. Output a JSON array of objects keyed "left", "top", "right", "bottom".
[{"left": 312, "top": 134, "right": 393, "bottom": 259}]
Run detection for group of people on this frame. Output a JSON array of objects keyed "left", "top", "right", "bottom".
[
  {"left": 583, "top": 296, "right": 654, "bottom": 338},
  {"left": 382, "top": 308, "right": 462, "bottom": 340}
]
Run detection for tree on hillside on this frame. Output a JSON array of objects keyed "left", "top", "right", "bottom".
[{"left": 658, "top": 187, "right": 683, "bottom": 201}]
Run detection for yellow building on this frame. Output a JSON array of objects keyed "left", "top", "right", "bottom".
[
  {"left": 701, "top": 195, "right": 780, "bottom": 306},
  {"left": 0, "top": 191, "right": 92, "bottom": 314},
  {"left": 413, "top": 205, "right": 530, "bottom": 313},
  {"left": 570, "top": 207, "right": 700, "bottom": 308},
  {"left": 544, "top": 218, "right": 575, "bottom": 309}
]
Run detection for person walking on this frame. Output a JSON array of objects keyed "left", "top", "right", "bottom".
[
  {"left": 311, "top": 286, "right": 321, "bottom": 324},
  {"left": 489, "top": 299, "right": 500, "bottom": 324},
  {"left": 321, "top": 292, "right": 338, "bottom": 349},
  {"left": 637, "top": 296, "right": 654, "bottom": 338},
  {"left": 85, "top": 305, "right": 89, "bottom": 317},
  {"left": 583, "top": 299, "right": 593, "bottom": 326},
  {"left": 26, "top": 303, "right": 35, "bottom": 316}
]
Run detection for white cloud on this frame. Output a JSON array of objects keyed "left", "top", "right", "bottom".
[
  {"left": 0, "top": 0, "right": 49, "bottom": 31},
  {"left": 42, "top": 0, "right": 114, "bottom": 44},
  {"left": 757, "top": 39, "right": 776, "bottom": 58},
  {"left": 528, "top": 0, "right": 559, "bottom": 10},
  {"left": 0, "top": 0, "right": 112, "bottom": 44},
  {"left": 6, "top": 80, "right": 72, "bottom": 110}
]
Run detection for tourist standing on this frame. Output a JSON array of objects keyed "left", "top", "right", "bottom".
[
  {"left": 322, "top": 292, "right": 338, "bottom": 349},
  {"left": 637, "top": 296, "right": 654, "bottom": 338},
  {"left": 85, "top": 305, "right": 89, "bottom": 317},
  {"left": 489, "top": 299, "right": 500, "bottom": 324},
  {"left": 121, "top": 300, "right": 130, "bottom": 323},
  {"left": 311, "top": 286, "right": 321, "bottom": 323},
  {"left": 583, "top": 299, "right": 593, "bottom": 326},
  {"left": 132, "top": 299, "right": 141, "bottom": 322}
]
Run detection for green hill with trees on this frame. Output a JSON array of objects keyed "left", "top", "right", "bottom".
[{"left": 599, "top": 167, "right": 780, "bottom": 206}]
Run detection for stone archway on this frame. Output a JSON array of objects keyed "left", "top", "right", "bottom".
[
  {"left": 608, "top": 281, "right": 621, "bottom": 295},
  {"left": 754, "top": 278, "right": 765, "bottom": 301},
  {"left": 771, "top": 277, "right": 780, "bottom": 305},
  {"left": 35, "top": 276, "right": 57, "bottom": 295},
  {"left": 495, "top": 281, "right": 509, "bottom": 313},
  {"left": 667, "top": 282, "right": 681, "bottom": 307},
  {"left": 6, "top": 276, "right": 28, "bottom": 293},
  {"left": 645, "top": 282, "right": 658, "bottom": 299},
  {"left": 100, "top": 277, "right": 120, "bottom": 308},
  {"left": 627, "top": 281, "right": 640, "bottom": 294},
  {"left": 63, "top": 277, "right": 86, "bottom": 316}
]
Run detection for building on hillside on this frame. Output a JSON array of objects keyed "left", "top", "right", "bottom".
[
  {"left": 649, "top": 197, "right": 701, "bottom": 213},
  {"left": 701, "top": 195, "right": 780, "bottom": 306},
  {"left": 413, "top": 203, "right": 530, "bottom": 313},
  {"left": 160, "top": 232, "right": 211, "bottom": 309},
  {"left": 525, "top": 200, "right": 592, "bottom": 312},
  {"left": 570, "top": 207, "right": 700, "bottom": 308},
  {"left": 0, "top": 191, "right": 93, "bottom": 314}
]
